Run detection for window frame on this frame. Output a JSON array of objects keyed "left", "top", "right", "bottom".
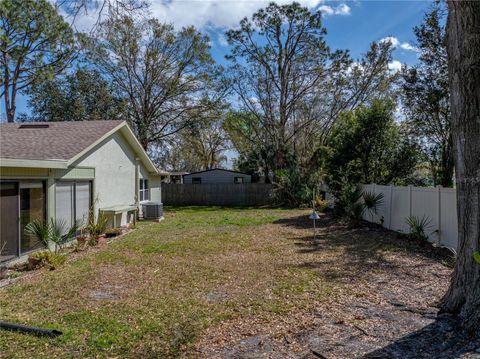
[
  {"left": 192, "top": 177, "right": 202, "bottom": 184},
  {"left": 55, "top": 180, "right": 92, "bottom": 234},
  {"left": 139, "top": 178, "right": 150, "bottom": 202},
  {"left": 234, "top": 176, "right": 244, "bottom": 184}
]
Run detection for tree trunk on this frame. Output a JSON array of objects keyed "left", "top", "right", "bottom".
[
  {"left": 439, "top": 134, "right": 455, "bottom": 187},
  {"left": 440, "top": 1, "right": 480, "bottom": 334}
]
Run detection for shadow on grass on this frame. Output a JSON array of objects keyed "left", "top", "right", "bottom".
[
  {"left": 274, "top": 213, "right": 452, "bottom": 260},
  {"left": 273, "top": 213, "right": 473, "bottom": 357},
  {"left": 164, "top": 205, "right": 293, "bottom": 212},
  {"left": 272, "top": 212, "right": 339, "bottom": 229},
  {"left": 362, "top": 315, "right": 479, "bottom": 358},
  {"left": 273, "top": 212, "right": 454, "bottom": 285}
]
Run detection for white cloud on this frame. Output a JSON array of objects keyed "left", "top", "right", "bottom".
[
  {"left": 64, "top": 1, "right": 353, "bottom": 36},
  {"left": 335, "top": 4, "right": 351, "bottom": 15},
  {"left": 218, "top": 33, "right": 229, "bottom": 47},
  {"left": 380, "top": 36, "right": 400, "bottom": 47},
  {"left": 399, "top": 42, "right": 418, "bottom": 52},
  {"left": 58, "top": 7, "right": 99, "bottom": 33},
  {"left": 380, "top": 36, "right": 419, "bottom": 52},
  {"left": 346, "top": 61, "right": 364, "bottom": 74},
  {"left": 388, "top": 60, "right": 402, "bottom": 72},
  {"left": 149, "top": 0, "right": 349, "bottom": 30},
  {"left": 319, "top": 3, "right": 351, "bottom": 16}
]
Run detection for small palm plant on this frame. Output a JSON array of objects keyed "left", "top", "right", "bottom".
[
  {"left": 363, "top": 191, "right": 384, "bottom": 222},
  {"left": 25, "top": 218, "right": 78, "bottom": 254},
  {"left": 49, "top": 219, "right": 78, "bottom": 253},
  {"left": 341, "top": 185, "right": 365, "bottom": 221},
  {"left": 405, "top": 215, "right": 432, "bottom": 242},
  {"left": 24, "top": 219, "right": 50, "bottom": 248}
]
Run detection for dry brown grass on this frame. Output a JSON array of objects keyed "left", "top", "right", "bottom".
[{"left": 0, "top": 207, "right": 457, "bottom": 358}]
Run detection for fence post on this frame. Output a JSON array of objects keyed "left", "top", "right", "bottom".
[
  {"left": 372, "top": 183, "right": 376, "bottom": 222},
  {"left": 408, "top": 185, "right": 413, "bottom": 218},
  {"left": 437, "top": 185, "right": 442, "bottom": 245},
  {"left": 388, "top": 185, "right": 393, "bottom": 229}
]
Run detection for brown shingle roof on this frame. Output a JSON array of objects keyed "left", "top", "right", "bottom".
[{"left": 0, "top": 120, "right": 124, "bottom": 161}]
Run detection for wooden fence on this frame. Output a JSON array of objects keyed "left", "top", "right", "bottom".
[{"left": 161, "top": 183, "right": 273, "bottom": 206}]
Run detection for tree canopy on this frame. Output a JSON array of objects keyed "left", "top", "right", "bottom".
[
  {"left": 324, "top": 99, "right": 419, "bottom": 194},
  {"left": 401, "top": 3, "right": 453, "bottom": 187},
  {"left": 0, "top": 0, "right": 75, "bottom": 122},
  {"left": 25, "top": 67, "right": 123, "bottom": 122},
  {"left": 85, "top": 15, "right": 226, "bottom": 151}
]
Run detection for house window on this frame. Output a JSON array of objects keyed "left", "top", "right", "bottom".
[
  {"left": 192, "top": 177, "right": 202, "bottom": 184},
  {"left": 140, "top": 179, "right": 149, "bottom": 201},
  {"left": 55, "top": 181, "right": 92, "bottom": 232},
  {"left": 234, "top": 177, "right": 244, "bottom": 184}
]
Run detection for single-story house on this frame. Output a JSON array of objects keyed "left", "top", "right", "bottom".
[
  {"left": 183, "top": 169, "right": 251, "bottom": 184},
  {"left": 0, "top": 120, "right": 163, "bottom": 262}
]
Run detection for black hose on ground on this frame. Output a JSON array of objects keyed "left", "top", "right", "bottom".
[{"left": 0, "top": 321, "right": 62, "bottom": 337}]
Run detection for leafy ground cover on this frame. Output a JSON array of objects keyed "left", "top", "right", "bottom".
[{"left": 0, "top": 207, "right": 473, "bottom": 358}]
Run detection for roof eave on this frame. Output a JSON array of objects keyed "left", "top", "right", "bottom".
[{"left": 0, "top": 158, "right": 69, "bottom": 169}]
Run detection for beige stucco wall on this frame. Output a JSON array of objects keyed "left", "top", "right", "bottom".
[
  {"left": 1, "top": 131, "right": 160, "bottom": 228},
  {"left": 74, "top": 131, "right": 154, "bottom": 226}
]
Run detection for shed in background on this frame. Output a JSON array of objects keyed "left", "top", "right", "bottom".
[{"left": 183, "top": 169, "right": 251, "bottom": 184}]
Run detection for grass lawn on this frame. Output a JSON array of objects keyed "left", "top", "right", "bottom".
[{"left": 0, "top": 207, "right": 453, "bottom": 358}]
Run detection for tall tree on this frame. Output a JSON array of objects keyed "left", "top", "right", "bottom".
[
  {"left": 0, "top": 0, "right": 75, "bottom": 122},
  {"left": 225, "top": 3, "right": 396, "bottom": 183},
  {"left": 86, "top": 15, "right": 225, "bottom": 151},
  {"left": 26, "top": 68, "right": 123, "bottom": 122},
  {"left": 225, "top": 2, "right": 349, "bottom": 171},
  {"left": 441, "top": 1, "right": 480, "bottom": 334},
  {"left": 401, "top": 3, "right": 454, "bottom": 187}
]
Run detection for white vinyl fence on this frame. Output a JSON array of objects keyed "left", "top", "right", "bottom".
[{"left": 325, "top": 184, "right": 458, "bottom": 251}]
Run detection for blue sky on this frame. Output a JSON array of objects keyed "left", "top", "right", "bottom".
[
  {"left": 204, "top": 0, "right": 430, "bottom": 69},
  {"left": 2, "top": 0, "right": 432, "bottom": 122}
]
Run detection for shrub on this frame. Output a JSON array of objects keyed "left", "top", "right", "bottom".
[
  {"left": 315, "top": 198, "right": 329, "bottom": 213},
  {"left": 86, "top": 210, "right": 108, "bottom": 237},
  {"left": 88, "top": 237, "right": 99, "bottom": 246},
  {"left": 333, "top": 180, "right": 364, "bottom": 220},
  {"left": 28, "top": 251, "right": 66, "bottom": 270}
]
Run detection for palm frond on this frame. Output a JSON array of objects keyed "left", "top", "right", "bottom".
[
  {"left": 24, "top": 219, "right": 51, "bottom": 247},
  {"left": 406, "top": 215, "right": 432, "bottom": 241},
  {"left": 363, "top": 191, "right": 384, "bottom": 213}
]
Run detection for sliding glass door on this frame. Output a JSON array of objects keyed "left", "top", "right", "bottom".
[
  {"left": 0, "top": 182, "right": 19, "bottom": 260},
  {"left": 20, "top": 181, "right": 46, "bottom": 253},
  {"left": 1, "top": 180, "right": 46, "bottom": 259}
]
